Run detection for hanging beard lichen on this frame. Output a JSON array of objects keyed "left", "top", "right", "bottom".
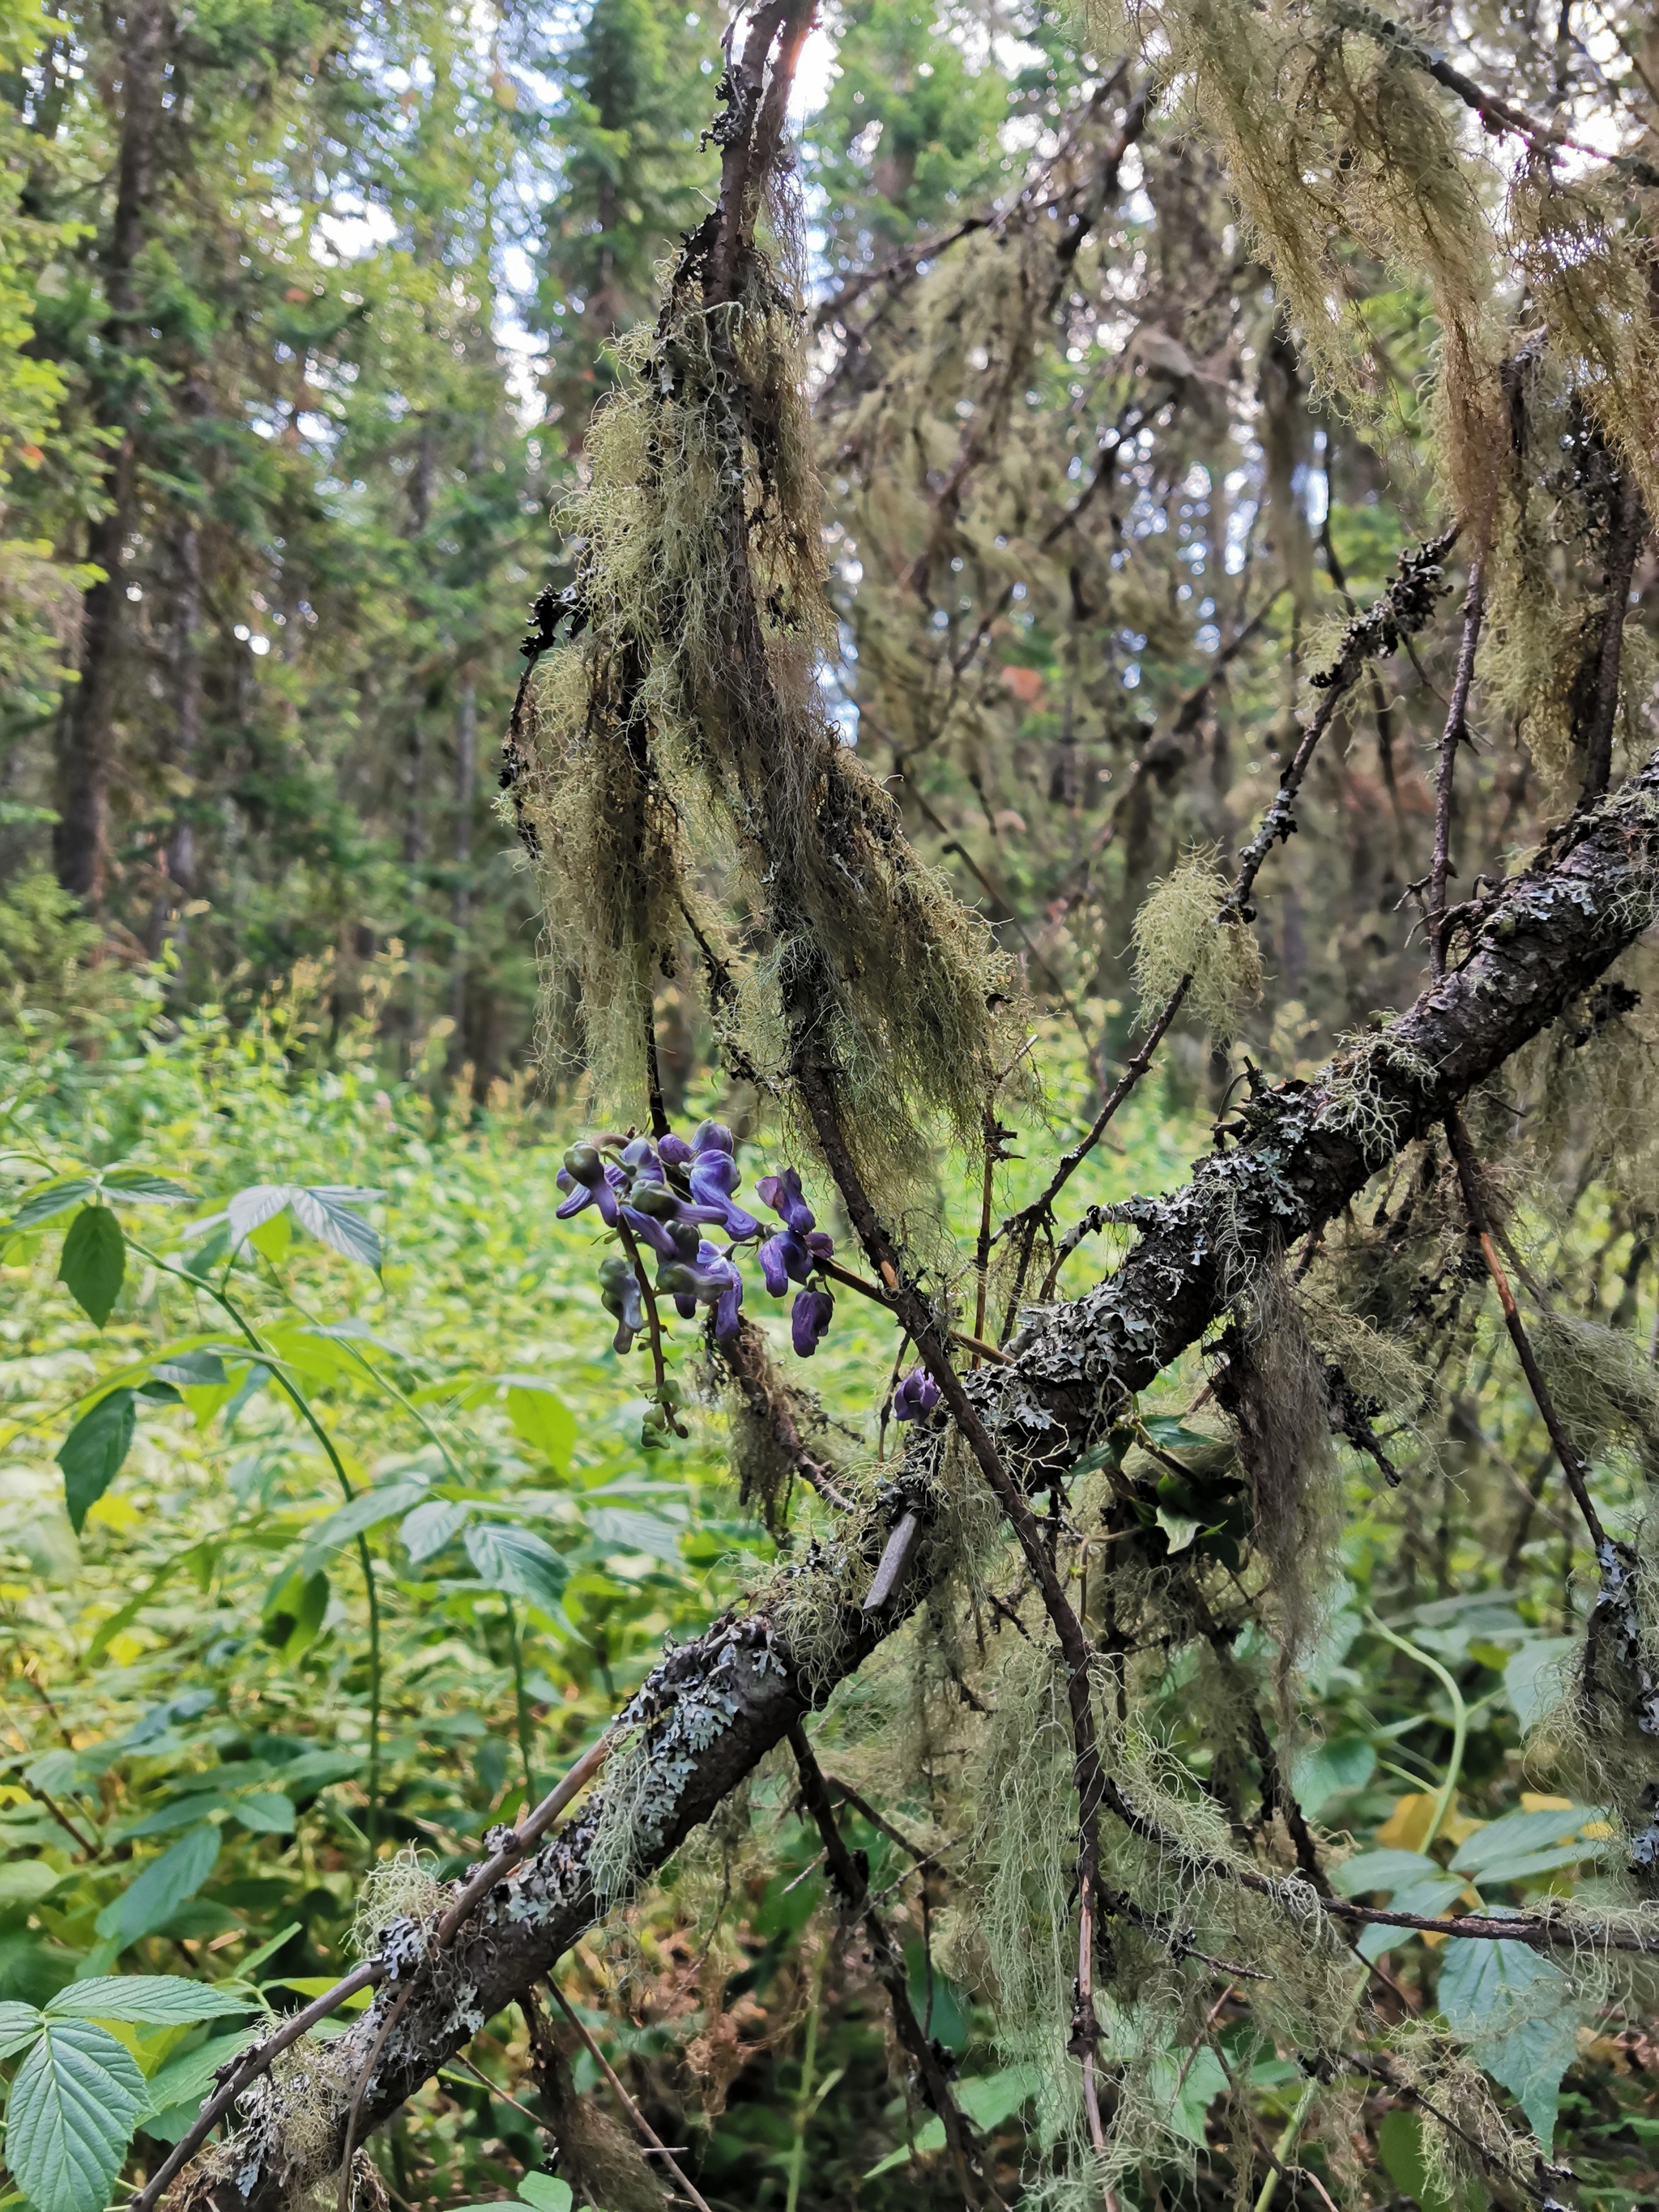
[{"left": 510, "top": 113, "right": 1021, "bottom": 1178}]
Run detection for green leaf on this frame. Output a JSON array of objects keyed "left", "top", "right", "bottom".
[
  {"left": 230, "top": 1792, "right": 295, "bottom": 1836},
  {"left": 1439, "top": 1917, "right": 1576, "bottom": 2145},
  {"left": 141, "top": 2030, "right": 254, "bottom": 2139},
  {"left": 464, "top": 1521, "right": 568, "bottom": 1610},
  {"left": 402, "top": 1498, "right": 471, "bottom": 1564},
  {"left": 57, "top": 1388, "right": 137, "bottom": 1534},
  {"left": 1503, "top": 1639, "right": 1576, "bottom": 1733},
  {"left": 5, "top": 2017, "right": 147, "bottom": 2212},
  {"left": 301, "top": 1481, "right": 429, "bottom": 1574},
  {"left": 288, "top": 1187, "right": 383, "bottom": 1271},
  {"left": 863, "top": 2065, "right": 1038, "bottom": 2176},
  {"left": 58, "top": 1207, "right": 125, "bottom": 1328},
  {"left": 1354, "top": 1877, "right": 1465, "bottom": 1960},
  {"left": 1328, "top": 1849, "right": 1442, "bottom": 1897},
  {"left": 1154, "top": 1505, "right": 1201, "bottom": 1554},
  {"left": 516, "top": 2180, "right": 573, "bottom": 2212},
  {"left": 1375, "top": 2111, "right": 1452, "bottom": 2212},
  {"left": 1451, "top": 1806, "right": 1603, "bottom": 1875},
  {"left": 954, "top": 2064, "right": 1040, "bottom": 2132},
  {"left": 148, "top": 1350, "right": 229, "bottom": 1390},
  {"left": 46, "top": 1975, "right": 252, "bottom": 2027},
  {"left": 94, "top": 1825, "right": 221, "bottom": 1950},
  {"left": 1142, "top": 1416, "right": 1224, "bottom": 1456},
  {"left": 586, "top": 1505, "right": 684, "bottom": 1563},
  {"left": 1146, "top": 2044, "right": 1229, "bottom": 2146},
  {"left": 11, "top": 1178, "right": 96, "bottom": 1230},
  {"left": 1288, "top": 1735, "right": 1376, "bottom": 1818},
  {"left": 0, "top": 1998, "right": 43, "bottom": 2056},
  {"left": 100, "top": 1171, "right": 190, "bottom": 1205},
  {"left": 226, "top": 1185, "right": 294, "bottom": 1247},
  {"left": 248, "top": 1211, "right": 291, "bottom": 1262},
  {"left": 234, "top": 1923, "right": 301, "bottom": 1980},
  {"left": 0, "top": 1860, "right": 66, "bottom": 1911},
  {"left": 505, "top": 1384, "right": 575, "bottom": 1473},
  {"left": 1474, "top": 1841, "right": 1610, "bottom": 1884},
  {"left": 260, "top": 1566, "right": 330, "bottom": 1659},
  {"left": 1477, "top": 2005, "right": 1580, "bottom": 2148},
  {"left": 1438, "top": 1921, "right": 1567, "bottom": 2032}
]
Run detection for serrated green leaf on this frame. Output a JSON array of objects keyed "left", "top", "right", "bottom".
[
  {"left": 11, "top": 1179, "right": 96, "bottom": 1231},
  {"left": 226, "top": 1186, "right": 294, "bottom": 1246},
  {"left": 1451, "top": 1806, "right": 1602, "bottom": 1874},
  {"left": 46, "top": 1975, "right": 252, "bottom": 2027},
  {"left": 464, "top": 1520, "right": 568, "bottom": 1609},
  {"left": 505, "top": 1384, "right": 575, "bottom": 1473},
  {"left": 301, "top": 1481, "right": 429, "bottom": 1575},
  {"left": 5, "top": 2018, "right": 146, "bottom": 2212},
  {"left": 1438, "top": 1921, "right": 1567, "bottom": 2035},
  {"left": 0, "top": 1999, "right": 42, "bottom": 2056},
  {"left": 57, "top": 1388, "right": 137, "bottom": 1534},
  {"left": 100, "top": 1172, "right": 190, "bottom": 1205},
  {"left": 58, "top": 1207, "right": 125, "bottom": 1328},
  {"left": 586, "top": 1505, "right": 684, "bottom": 1562},
  {"left": 229, "top": 1792, "right": 295, "bottom": 1835},
  {"left": 402, "top": 1498, "right": 471, "bottom": 1564},
  {"left": 94, "top": 1824, "right": 220, "bottom": 1950},
  {"left": 288, "top": 1187, "right": 382, "bottom": 1270}
]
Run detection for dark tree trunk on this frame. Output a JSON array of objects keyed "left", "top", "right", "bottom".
[
  {"left": 449, "top": 672, "right": 476, "bottom": 1044},
  {"left": 54, "top": 0, "right": 171, "bottom": 907}
]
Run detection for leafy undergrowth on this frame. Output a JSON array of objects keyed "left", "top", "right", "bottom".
[
  {"left": 0, "top": 985, "right": 1188, "bottom": 2210},
  {"left": 1, "top": 985, "right": 1657, "bottom": 2210}
]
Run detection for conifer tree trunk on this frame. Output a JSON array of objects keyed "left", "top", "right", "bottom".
[{"left": 54, "top": 0, "right": 171, "bottom": 908}]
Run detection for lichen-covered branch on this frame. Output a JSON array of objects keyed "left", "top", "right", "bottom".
[{"left": 187, "top": 748, "right": 1659, "bottom": 2212}]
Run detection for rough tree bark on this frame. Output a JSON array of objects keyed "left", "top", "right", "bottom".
[
  {"left": 194, "top": 751, "right": 1659, "bottom": 2212},
  {"left": 54, "top": 0, "right": 172, "bottom": 907}
]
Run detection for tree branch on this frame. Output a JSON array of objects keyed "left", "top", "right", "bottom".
[{"left": 186, "top": 746, "right": 1659, "bottom": 2212}]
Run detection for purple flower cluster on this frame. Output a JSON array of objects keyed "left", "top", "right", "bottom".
[
  {"left": 556, "top": 1122, "right": 838, "bottom": 1360},
  {"left": 892, "top": 1366, "right": 941, "bottom": 1422}
]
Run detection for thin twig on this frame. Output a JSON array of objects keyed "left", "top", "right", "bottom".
[
  {"left": 787, "top": 1723, "right": 1002, "bottom": 2210},
  {"left": 1427, "top": 562, "right": 1484, "bottom": 978},
  {"left": 999, "top": 532, "right": 1456, "bottom": 1323},
  {"left": 1444, "top": 1111, "right": 1607, "bottom": 1553},
  {"left": 1580, "top": 471, "right": 1646, "bottom": 802},
  {"left": 546, "top": 1980, "right": 716, "bottom": 2212},
  {"left": 613, "top": 1214, "right": 686, "bottom": 1435}
]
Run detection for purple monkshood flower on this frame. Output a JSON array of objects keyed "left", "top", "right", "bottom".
[
  {"left": 757, "top": 1166, "right": 817, "bottom": 1238},
  {"left": 893, "top": 1366, "right": 941, "bottom": 1422},
  {"left": 692, "top": 1120, "right": 734, "bottom": 1157},
  {"left": 557, "top": 1144, "right": 621, "bottom": 1226},
  {"left": 758, "top": 1228, "right": 815, "bottom": 1296},
  {"left": 689, "top": 1147, "right": 760, "bottom": 1239},
  {"left": 657, "top": 1240, "right": 744, "bottom": 1340},
  {"left": 659, "top": 1132, "right": 694, "bottom": 1168},
  {"left": 598, "top": 1255, "right": 644, "bottom": 1352},
  {"left": 791, "top": 1286, "right": 834, "bottom": 1357}
]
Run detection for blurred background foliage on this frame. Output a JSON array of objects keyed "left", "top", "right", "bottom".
[{"left": 0, "top": 0, "right": 1657, "bottom": 2203}]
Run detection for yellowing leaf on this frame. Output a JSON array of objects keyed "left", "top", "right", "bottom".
[
  {"left": 1520, "top": 1792, "right": 1575, "bottom": 1814},
  {"left": 87, "top": 1494, "right": 141, "bottom": 1534},
  {"left": 1375, "top": 1793, "right": 1439, "bottom": 1852},
  {"left": 105, "top": 1631, "right": 146, "bottom": 1668}
]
